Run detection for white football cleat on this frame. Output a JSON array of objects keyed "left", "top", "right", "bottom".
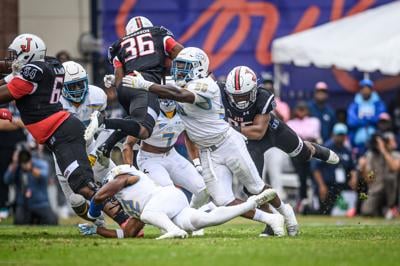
[
  {"left": 327, "top": 150, "right": 340, "bottom": 164},
  {"left": 269, "top": 214, "right": 285, "bottom": 237},
  {"left": 283, "top": 204, "right": 299, "bottom": 237},
  {"left": 249, "top": 188, "right": 277, "bottom": 207},
  {"left": 156, "top": 229, "right": 188, "bottom": 240},
  {"left": 84, "top": 111, "right": 104, "bottom": 142},
  {"left": 191, "top": 229, "right": 205, "bottom": 236}
]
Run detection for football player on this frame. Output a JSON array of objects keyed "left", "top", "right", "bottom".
[
  {"left": 222, "top": 66, "right": 339, "bottom": 175},
  {"left": 78, "top": 164, "right": 276, "bottom": 239},
  {"left": 121, "top": 47, "right": 298, "bottom": 236},
  {"left": 56, "top": 60, "right": 119, "bottom": 223},
  {"left": 85, "top": 16, "right": 184, "bottom": 158},
  {"left": 0, "top": 34, "right": 142, "bottom": 233},
  {"left": 221, "top": 66, "right": 340, "bottom": 236},
  {"left": 122, "top": 98, "right": 209, "bottom": 209}
]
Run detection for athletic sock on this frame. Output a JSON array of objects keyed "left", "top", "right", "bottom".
[
  {"left": 252, "top": 209, "right": 278, "bottom": 224},
  {"left": 311, "top": 143, "right": 331, "bottom": 162},
  {"left": 104, "top": 118, "right": 141, "bottom": 137},
  {"left": 99, "top": 130, "right": 127, "bottom": 157}
]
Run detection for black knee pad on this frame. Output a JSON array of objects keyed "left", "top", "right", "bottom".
[
  {"left": 68, "top": 166, "right": 96, "bottom": 194},
  {"left": 291, "top": 140, "right": 312, "bottom": 162}
]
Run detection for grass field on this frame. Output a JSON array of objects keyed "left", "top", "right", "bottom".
[{"left": 1, "top": 216, "right": 399, "bottom": 266}]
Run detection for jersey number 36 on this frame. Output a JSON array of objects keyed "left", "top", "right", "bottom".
[{"left": 121, "top": 33, "right": 155, "bottom": 61}]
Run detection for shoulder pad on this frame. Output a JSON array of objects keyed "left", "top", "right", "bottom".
[
  {"left": 186, "top": 78, "right": 219, "bottom": 99},
  {"left": 256, "top": 88, "right": 276, "bottom": 114},
  {"left": 87, "top": 85, "right": 107, "bottom": 111},
  {"left": 20, "top": 63, "right": 44, "bottom": 82},
  {"left": 108, "top": 40, "right": 121, "bottom": 64},
  {"left": 154, "top": 26, "right": 174, "bottom": 37}
]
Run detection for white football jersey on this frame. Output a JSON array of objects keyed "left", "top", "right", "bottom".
[
  {"left": 60, "top": 85, "right": 107, "bottom": 126},
  {"left": 143, "top": 112, "right": 185, "bottom": 148},
  {"left": 176, "top": 77, "right": 229, "bottom": 147},
  {"left": 114, "top": 167, "right": 160, "bottom": 218}
]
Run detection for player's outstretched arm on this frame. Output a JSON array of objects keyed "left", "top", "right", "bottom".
[
  {"left": 122, "top": 136, "right": 138, "bottom": 165},
  {"left": 122, "top": 72, "right": 195, "bottom": 103},
  {"left": 239, "top": 113, "right": 270, "bottom": 140}
]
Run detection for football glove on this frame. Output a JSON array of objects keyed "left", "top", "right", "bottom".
[
  {"left": 78, "top": 223, "right": 97, "bottom": 236},
  {"left": 122, "top": 71, "right": 154, "bottom": 91},
  {"left": 103, "top": 74, "right": 115, "bottom": 88}
]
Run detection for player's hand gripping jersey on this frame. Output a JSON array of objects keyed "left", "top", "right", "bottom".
[{"left": 176, "top": 77, "right": 229, "bottom": 147}]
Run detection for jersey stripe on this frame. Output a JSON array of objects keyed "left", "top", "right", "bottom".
[
  {"left": 234, "top": 67, "right": 241, "bottom": 91},
  {"left": 261, "top": 94, "right": 275, "bottom": 114}
]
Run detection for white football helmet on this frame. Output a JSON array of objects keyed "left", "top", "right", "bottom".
[
  {"left": 125, "top": 16, "right": 153, "bottom": 35},
  {"left": 62, "top": 61, "right": 89, "bottom": 103},
  {"left": 171, "top": 47, "right": 209, "bottom": 87},
  {"left": 225, "top": 66, "right": 258, "bottom": 110},
  {"left": 8, "top": 33, "right": 46, "bottom": 65}
]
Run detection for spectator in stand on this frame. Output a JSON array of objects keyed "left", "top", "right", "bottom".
[
  {"left": 376, "top": 112, "right": 393, "bottom": 134},
  {"left": 347, "top": 79, "right": 386, "bottom": 155},
  {"left": 0, "top": 102, "right": 26, "bottom": 220},
  {"left": 55, "top": 50, "right": 71, "bottom": 64},
  {"left": 4, "top": 146, "right": 57, "bottom": 225},
  {"left": 388, "top": 90, "right": 400, "bottom": 134},
  {"left": 312, "top": 123, "right": 357, "bottom": 215},
  {"left": 287, "top": 101, "right": 321, "bottom": 209},
  {"left": 308, "top": 81, "right": 336, "bottom": 142},
  {"left": 260, "top": 72, "right": 290, "bottom": 122},
  {"left": 358, "top": 132, "right": 399, "bottom": 218}
]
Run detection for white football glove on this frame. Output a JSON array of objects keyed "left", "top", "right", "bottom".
[
  {"left": 11, "top": 61, "right": 23, "bottom": 75},
  {"left": 193, "top": 158, "right": 203, "bottom": 175},
  {"left": 103, "top": 74, "right": 115, "bottom": 88},
  {"left": 78, "top": 223, "right": 97, "bottom": 236},
  {"left": 122, "top": 71, "right": 154, "bottom": 90}
]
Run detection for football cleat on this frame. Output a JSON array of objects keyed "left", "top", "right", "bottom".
[
  {"left": 327, "top": 150, "right": 340, "bottom": 164},
  {"left": 309, "top": 142, "right": 340, "bottom": 165},
  {"left": 156, "top": 229, "right": 188, "bottom": 240},
  {"left": 259, "top": 224, "right": 274, "bottom": 237},
  {"left": 249, "top": 188, "right": 277, "bottom": 207},
  {"left": 191, "top": 229, "right": 205, "bottom": 236},
  {"left": 84, "top": 111, "right": 105, "bottom": 142},
  {"left": 283, "top": 204, "right": 299, "bottom": 237},
  {"left": 268, "top": 214, "right": 285, "bottom": 237}
]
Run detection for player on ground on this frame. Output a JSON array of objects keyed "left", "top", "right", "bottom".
[
  {"left": 85, "top": 16, "right": 184, "bottom": 158},
  {"left": 0, "top": 34, "right": 142, "bottom": 233},
  {"left": 123, "top": 98, "right": 209, "bottom": 209},
  {"left": 221, "top": 66, "right": 339, "bottom": 236},
  {"left": 78, "top": 165, "right": 277, "bottom": 239},
  {"left": 121, "top": 47, "right": 298, "bottom": 236}
]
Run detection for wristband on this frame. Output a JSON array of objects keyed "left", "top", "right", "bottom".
[
  {"left": 116, "top": 229, "right": 124, "bottom": 239},
  {"left": 193, "top": 158, "right": 201, "bottom": 166},
  {"left": 88, "top": 198, "right": 104, "bottom": 219}
]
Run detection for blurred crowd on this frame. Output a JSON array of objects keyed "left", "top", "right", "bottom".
[{"left": 1, "top": 55, "right": 399, "bottom": 224}]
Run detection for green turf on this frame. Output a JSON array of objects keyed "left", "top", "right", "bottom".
[{"left": 1, "top": 216, "right": 399, "bottom": 266}]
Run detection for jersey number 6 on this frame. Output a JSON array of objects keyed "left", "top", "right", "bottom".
[{"left": 49, "top": 76, "right": 64, "bottom": 104}]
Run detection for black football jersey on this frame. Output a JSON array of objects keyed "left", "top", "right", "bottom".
[
  {"left": 15, "top": 57, "right": 65, "bottom": 125},
  {"left": 220, "top": 83, "right": 276, "bottom": 127},
  {"left": 108, "top": 26, "right": 174, "bottom": 84}
]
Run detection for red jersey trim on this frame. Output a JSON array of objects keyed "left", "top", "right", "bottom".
[
  {"left": 7, "top": 77, "right": 35, "bottom": 99},
  {"left": 164, "top": 36, "right": 178, "bottom": 55},
  {"left": 25, "top": 111, "right": 70, "bottom": 144},
  {"left": 113, "top": 57, "right": 123, "bottom": 68}
]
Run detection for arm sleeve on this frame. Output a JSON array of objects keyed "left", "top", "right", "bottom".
[{"left": 7, "top": 77, "right": 35, "bottom": 99}]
